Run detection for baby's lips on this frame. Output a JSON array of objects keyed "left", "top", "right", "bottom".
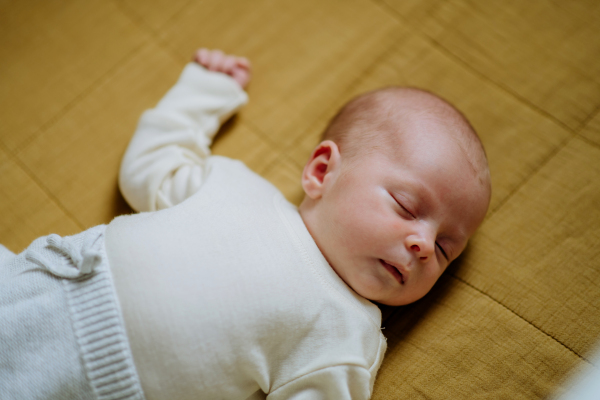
[{"left": 381, "top": 259, "right": 407, "bottom": 284}]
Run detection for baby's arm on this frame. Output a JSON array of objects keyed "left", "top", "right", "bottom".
[{"left": 119, "top": 49, "right": 250, "bottom": 212}]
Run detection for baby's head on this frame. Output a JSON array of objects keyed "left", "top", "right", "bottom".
[{"left": 299, "top": 87, "right": 491, "bottom": 306}]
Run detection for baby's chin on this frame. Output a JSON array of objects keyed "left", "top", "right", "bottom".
[
  {"left": 370, "top": 285, "right": 431, "bottom": 306},
  {"left": 358, "top": 287, "right": 414, "bottom": 307},
  {"left": 374, "top": 296, "right": 413, "bottom": 307}
]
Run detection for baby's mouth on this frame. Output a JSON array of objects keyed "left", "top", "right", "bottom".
[{"left": 380, "top": 259, "right": 405, "bottom": 285}]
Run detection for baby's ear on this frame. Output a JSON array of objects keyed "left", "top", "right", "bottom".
[{"left": 301, "top": 140, "right": 340, "bottom": 200}]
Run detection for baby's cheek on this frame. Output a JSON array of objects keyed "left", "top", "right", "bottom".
[
  {"left": 353, "top": 210, "right": 385, "bottom": 243},
  {"left": 327, "top": 209, "right": 359, "bottom": 250},
  {"left": 355, "top": 271, "right": 389, "bottom": 298},
  {"left": 331, "top": 200, "right": 363, "bottom": 229},
  {"left": 383, "top": 217, "right": 408, "bottom": 241}
]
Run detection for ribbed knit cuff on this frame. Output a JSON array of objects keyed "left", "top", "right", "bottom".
[{"left": 63, "top": 225, "right": 144, "bottom": 400}]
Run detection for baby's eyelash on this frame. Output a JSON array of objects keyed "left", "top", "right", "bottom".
[
  {"left": 394, "top": 198, "right": 415, "bottom": 218},
  {"left": 436, "top": 242, "right": 448, "bottom": 261},
  {"left": 399, "top": 204, "right": 415, "bottom": 218}
]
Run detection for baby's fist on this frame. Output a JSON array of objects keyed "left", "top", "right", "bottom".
[{"left": 193, "top": 48, "right": 251, "bottom": 89}]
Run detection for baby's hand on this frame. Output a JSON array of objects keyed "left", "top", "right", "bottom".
[{"left": 193, "top": 48, "right": 251, "bottom": 89}]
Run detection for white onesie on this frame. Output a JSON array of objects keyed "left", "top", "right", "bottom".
[{"left": 106, "top": 63, "right": 387, "bottom": 400}]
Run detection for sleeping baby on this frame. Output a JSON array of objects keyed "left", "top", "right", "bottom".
[{"left": 0, "top": 48, "right": 490, "bottom": 400}]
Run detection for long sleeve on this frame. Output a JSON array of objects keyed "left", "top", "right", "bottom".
[
  {"left": 266, "top": 365, "right": 374, "bottom": 400},
  {"left": 119, "top": 62, "right": 248, "bottom": 212}
]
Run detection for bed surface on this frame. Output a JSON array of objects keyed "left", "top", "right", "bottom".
[{"left": 1, "top": 0, "right": 599, "bottom": 398}]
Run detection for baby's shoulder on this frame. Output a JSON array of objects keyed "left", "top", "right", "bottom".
[{"left": 205, "top": 155, "right": 279, "bottom": 196}]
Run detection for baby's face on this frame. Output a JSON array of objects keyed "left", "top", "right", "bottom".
[{"left": 302, "top": 118, "right": 489, "bottom": 306}]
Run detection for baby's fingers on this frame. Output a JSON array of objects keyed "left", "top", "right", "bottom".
[
  {"left": 193, "top": 48, "right": 251, "bottom": 88},
  {"left": 194, "top": 48, "right": 210, "bottom": 66},
  {"left": 194, "top": 48, "right": 227, "bottom": 71},
  {"left": 222, "top": 56, "right": 237, "bottom": 74},
  {"left": 207, "top": 50, "right": 225, "bottom": 71},
  {"left": 231, "top": 67, "right": 251, "bottom": 89},
  {"left": 235, "top": 57, "right": 250, "bottom": 71}
]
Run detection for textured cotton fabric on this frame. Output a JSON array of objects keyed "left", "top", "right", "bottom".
[
  {"left": 0, "top": 225, "right": 144, "bottom": 400},
  {"left": 107, "top": 63, "right": 387, "bottom": 399}
]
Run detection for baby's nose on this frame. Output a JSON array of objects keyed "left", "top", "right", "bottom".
[{"left": 408, "top": 240, "right": 433, "bottom": 261}]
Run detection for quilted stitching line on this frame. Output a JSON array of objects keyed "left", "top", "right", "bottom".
[{"left": 449, "top": 273, "right": 592, "bottom": 364}]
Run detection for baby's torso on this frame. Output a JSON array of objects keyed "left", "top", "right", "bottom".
[{"left": 105, "top": 156, "right": 385, "bottom": 399}]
